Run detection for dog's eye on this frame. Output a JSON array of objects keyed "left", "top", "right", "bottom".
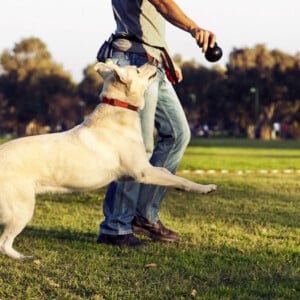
[
  {"left": 136, "top": 68, "right": 140, "bottom": 74},
  {"left": 149, "top": 72, "right": 157, "bottom": 80}
]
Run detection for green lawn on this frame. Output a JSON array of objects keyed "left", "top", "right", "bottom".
[
  {"left": 180, "top": 138, "right": 300, "bottom": 171},
  {"left": 0, "top": 138, "right": 299, "bottom": 299}
]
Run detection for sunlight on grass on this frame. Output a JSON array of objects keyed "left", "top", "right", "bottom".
[
  {"left": 180, "top": 138, "right": 300, "bottom": 170},
  {"left": 0, "top": 138, "right": 299, "bottom": 299}
]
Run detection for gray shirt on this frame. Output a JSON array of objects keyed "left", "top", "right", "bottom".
[{"left": 111, "top": 0, "right": 170, "bottom": 62}]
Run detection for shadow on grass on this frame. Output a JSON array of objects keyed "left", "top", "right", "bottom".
[
  {"left": 1, "top": 217, "right": 298, "bottom": 299},
  {"left": 20, "top": 226, "right": 97, "bottom": 244},
  {"left": 37, "top": 189, "right": 106, "bottom": 205}
]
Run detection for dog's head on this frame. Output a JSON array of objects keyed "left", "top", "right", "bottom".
[{"left": 94, "top": 61, "right": 157, "bottom": 110}]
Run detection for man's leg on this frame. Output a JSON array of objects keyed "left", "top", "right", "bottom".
[
  {"left": 99, "top": 54, "right": 190, "bottom": 244},
  {"left": 98, "top": 53, "right": 160, "bottom": 245},
  {"left": 132, "top": 72, "right": 191, "bottom": 241}
]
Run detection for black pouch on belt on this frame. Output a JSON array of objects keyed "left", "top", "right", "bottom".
[
  {"left": 97, "top": 34, "right": 179, "bottom": 85},
  {"left": 96, "top": 35, "right": 115, "bottom": 62}
]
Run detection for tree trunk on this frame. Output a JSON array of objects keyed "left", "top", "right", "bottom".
[
  {"left": 260, "top": 123, "right": 272, "bottom": 140},
  {"left": 290, "top": 121, "right": 300, "bottom": 139}
]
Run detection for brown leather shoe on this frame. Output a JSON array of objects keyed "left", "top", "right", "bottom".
[{"left": 132, "top": 216, "right": 179, "bottom": 242}]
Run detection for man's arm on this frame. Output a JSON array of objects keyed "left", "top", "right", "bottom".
[{"left": 148, "top": 0, "right": 216, "bottom": 53}]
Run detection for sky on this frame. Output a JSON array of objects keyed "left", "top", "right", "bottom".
[{"left": 1, "top": 0, "right": 299, "bottom": 82}]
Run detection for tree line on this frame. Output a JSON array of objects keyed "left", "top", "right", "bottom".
[{"left": 0, "top": 37, "right": 299, "bottom": 139}]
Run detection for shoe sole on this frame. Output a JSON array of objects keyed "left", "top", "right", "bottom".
[{"left": 132, "top": 225, "right": 180, "bottom": 242}]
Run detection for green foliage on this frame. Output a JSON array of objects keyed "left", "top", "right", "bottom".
[
  {"left": 0, "top": 139, "right": 299, "bottom": 299},
  {"left": 1, "top": 39, "right": 300, "bottom": 139},
  {"left": 176, "top": 44, "right": 300, "bottom": 139},
  {"left": 77, "top": 64, "right": 104, "bottom": 113},
  {"left": 226, "top": 45, "right": 300, "bottom": 138},
  {"left": 175, "top": 62, "right": 226, "bottom": 127},
  {"left": 0, "top": 37, "right": 77, "bottom": 135}
]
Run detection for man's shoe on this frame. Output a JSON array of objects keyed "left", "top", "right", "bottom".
[
  {"left": 96, "top": 233, "right": 144, "bottom": 247},
  {"left": 132, "top": 216, "right": 180, "bottom": 242}
]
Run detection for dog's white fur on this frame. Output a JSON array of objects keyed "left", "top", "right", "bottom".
[{"left": 0, "top": 62, "right": 216, "bottom": 259}]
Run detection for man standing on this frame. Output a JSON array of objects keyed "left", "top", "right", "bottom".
[{"left": 97, "top": 0, "right": 217, "bottom": 246}]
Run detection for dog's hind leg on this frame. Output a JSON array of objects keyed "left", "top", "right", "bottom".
[
  {"left": 0, "top": 220, "right": 33, "bottom": 260},
  {"left": 0, "top": 182, "right": 35, "bottom": 259}
]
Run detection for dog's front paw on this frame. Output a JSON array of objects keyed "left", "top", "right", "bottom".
[{"left": 203, "top": 184, "right": 217, "bottom": 194}]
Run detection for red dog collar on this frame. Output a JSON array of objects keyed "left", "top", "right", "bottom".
[{"left": 102, "top": 97, "right": 139, "bottom": 112}]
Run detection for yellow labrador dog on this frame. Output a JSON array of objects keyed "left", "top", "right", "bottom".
[{"left": 0, "top": 61, "right": 216, "bottom": 259}]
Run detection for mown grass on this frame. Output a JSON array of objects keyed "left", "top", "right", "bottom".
[
  {"left": 0, "top": 138, "right": 299, "bottom": 299},
  {"left": 180, "top": 138, "right": 300, "bottom": 170}
]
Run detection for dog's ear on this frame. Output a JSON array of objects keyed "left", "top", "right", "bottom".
[
  {"left": 113, "top": 69, "right": 128, "bottom": 84},
  {"left": 94, "top": 62, "right": 128, "bottom": 83},
  {"left": 94, "top": 62, "right": 114, "bottom": 79}
]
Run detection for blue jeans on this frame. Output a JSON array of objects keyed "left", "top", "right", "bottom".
[{"left": 100, "top": 51, "right": 191, "bottom": 235}]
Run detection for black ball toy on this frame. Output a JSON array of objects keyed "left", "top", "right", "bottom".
[{"left": 204, "top": 43, "right": 223, "bottom": 62}]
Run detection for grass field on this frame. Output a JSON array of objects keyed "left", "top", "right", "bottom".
[
  {"left": 181, "top": 138, "right": 300, "bottom": 171},
  {"left": 0, "top": 138, "right": 299, "bottom": 299}
]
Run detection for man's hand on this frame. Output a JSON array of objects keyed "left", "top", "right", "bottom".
[
  {"left": 189, "top": 27, "right": 216, "bottom": 53},
  {"left": 148, "top": 0, "right": 216, "bottom": 54},
  {"left": 174, "top": 63, "right": 182, "bottom": 83}
]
